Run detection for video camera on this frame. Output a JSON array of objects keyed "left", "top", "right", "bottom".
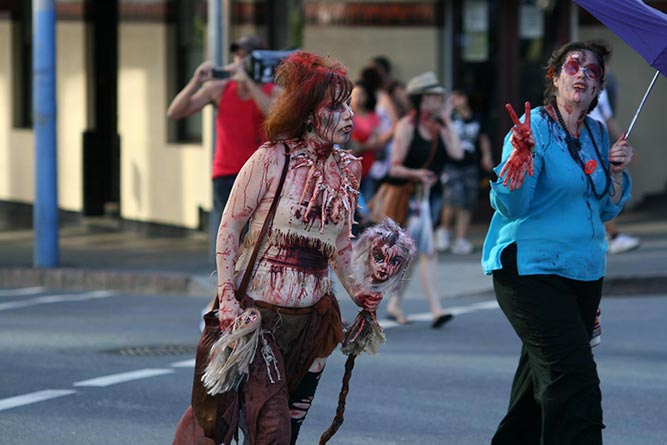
[{"left": 244, "top": 50, "right": 297, "bottom": 83}]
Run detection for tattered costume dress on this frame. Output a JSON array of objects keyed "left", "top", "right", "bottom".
[{"left": 174, "top": 142, "right": 360, "bottom": 445}]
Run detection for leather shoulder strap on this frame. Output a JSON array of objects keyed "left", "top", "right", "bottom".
[{"left": 236, "top": 143, "right": 290, "bottom": 300}]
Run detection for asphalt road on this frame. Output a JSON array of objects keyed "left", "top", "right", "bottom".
[{"left": 1, "top": 287, "right": 666, "bottom": 445}]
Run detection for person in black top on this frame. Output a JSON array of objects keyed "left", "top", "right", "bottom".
[
  {"left": 435, "top": 89, "right": 493, "bottom": 254},
  {"left": 384, "top": 71, "right": 464, "bottom": 327}
]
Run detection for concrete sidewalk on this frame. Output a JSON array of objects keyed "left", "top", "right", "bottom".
[{"left": 1, "top": 197, "right": 666, "bottom": 297}]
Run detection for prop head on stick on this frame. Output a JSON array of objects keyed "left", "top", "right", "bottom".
[{"left": 352, "top": 218, "right": 416, "bottom": 294}]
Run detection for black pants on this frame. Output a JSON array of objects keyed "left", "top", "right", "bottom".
[
  {"left": 491, "top": 244, "right": 604, "bottom": 445},
  {"left": 288, "top": 369, "right": 324, "bottom": 444}
]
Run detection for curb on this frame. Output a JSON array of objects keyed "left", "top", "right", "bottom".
[
  {"left": 0, "top": 267, "right": 212, "bottom": 296},
  {"left": 603, "top": 276, "right": 667, "bottom": 296},
  {"left": 2, "top": 267, "right": 667, "bottom": 298}
]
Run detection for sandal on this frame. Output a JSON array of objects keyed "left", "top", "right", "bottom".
[
  {"left": 386, "top": 309, "right": 410, "bottom": 325},
  {"left": 432, "top": 313, "right": 454, "bottom": 329}
]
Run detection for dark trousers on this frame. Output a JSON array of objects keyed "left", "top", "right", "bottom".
[
  {"left": 209, "top": 175, "right": 238, "bottom": 268},
  {"left": 213, "top": 174, "right": 238, "bottom": 219},
  {"left": 491, "top": 244, "right": 604, "bottom": 445}
]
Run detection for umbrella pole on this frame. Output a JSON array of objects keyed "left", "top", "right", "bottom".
[{"left": 625, "top": 70, "right": 660, "bottom": 140}]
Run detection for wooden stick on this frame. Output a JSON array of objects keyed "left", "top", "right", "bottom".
[{"left": 319, "top": 354, "right": 357, "bottom": 444}]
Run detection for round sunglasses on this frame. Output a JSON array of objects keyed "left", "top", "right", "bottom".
[{"left": 562, "top": 59, "right": 602, "bottom": 81}]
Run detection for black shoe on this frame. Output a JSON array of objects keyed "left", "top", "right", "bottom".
[{"left": 431, "top": 313, "right": 454, "bottom": 329}]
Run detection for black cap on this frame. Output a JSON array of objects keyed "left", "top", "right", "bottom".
[{"left": 229, "top": 35, "right": 265, "bottom": 53}]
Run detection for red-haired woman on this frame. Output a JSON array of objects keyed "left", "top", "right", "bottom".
[{"left": 174, "top": 51, "right": 382, "bottom": 445}]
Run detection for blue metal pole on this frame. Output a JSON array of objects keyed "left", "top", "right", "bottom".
[{"left": 33, "top": 0, "right": 59, "bottom": 267}]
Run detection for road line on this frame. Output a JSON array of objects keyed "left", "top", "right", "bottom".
[
  {"left": 73, "top": 368, "right": 174, "bottom": 387},
  {"left": 171, "top": 359, "right": 196, "bottom": 368},
  {"left": 0, "top": 287, "right": 46, "bottom": 297},
  {"left": 0, "top": 389, "right": 76, "bottom": 411},
  {"left": 379, "top": 300, "right": 499, "bottom": 328},
  {"left": 0, "top": 290, "right": 115, "bottom": 311}
]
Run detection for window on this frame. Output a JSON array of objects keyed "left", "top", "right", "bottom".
[
  {"left": 12, "top": 0, "right": 32, "bottom": 128},
  {"left": 169, "top": 0, "right": 206, "bottom": 143}
]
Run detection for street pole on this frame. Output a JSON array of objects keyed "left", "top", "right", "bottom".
[
  {"left": 208, "top": 0, "right": 222, "bottom": 268},
  {"left": 33, "top": 0, "right": 59, "bottom": 267}
]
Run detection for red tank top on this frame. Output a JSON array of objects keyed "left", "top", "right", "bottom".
[
  {"left": 212, "top": 81, "right": 274, "bottom": 178},
  {"left": 351, "top": 112, "right": 380, "bottom": 177}
]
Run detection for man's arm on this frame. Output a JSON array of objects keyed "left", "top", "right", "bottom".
[
  {"left": 167, "top": 61, "right": 225, "bottom": 119},
  {"left": 235, "top": 66, "right": 280, "bottom": 115}
]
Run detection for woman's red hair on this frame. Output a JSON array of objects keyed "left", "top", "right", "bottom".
[{"left": 265, "top": 51, "right": 354, "bottom": 141}]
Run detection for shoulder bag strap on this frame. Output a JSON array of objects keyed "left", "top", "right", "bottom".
[
  {"left": 235, "top": 143, "right": 290, "bottom": 301},
  {"left": 422, "top": 126, "right": 438, "bottom": 169}
]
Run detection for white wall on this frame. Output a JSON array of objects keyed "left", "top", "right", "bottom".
[
  {"left": 118, "top": 22, "right": 211, "bottom": 228},
  {"left": 0, "top": 21, "right": 86, "bottom": 211},
  {"left": 304, "top": 26, "right": 441, "bottom": 87}
]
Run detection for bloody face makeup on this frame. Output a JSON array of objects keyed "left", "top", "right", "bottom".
[
  {"left": 369, "top": 240, "right": 406, "bottom": 284},
  {"left": 554, "top": 50, "right": 601, "bottom": 109},
  {"left": 312, "top": 96, "right": 354, "bottom": 147}
]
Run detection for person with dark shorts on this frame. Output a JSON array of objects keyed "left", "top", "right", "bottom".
[{"left": 435, "top": 89, "right": 493, "bottom": 255}]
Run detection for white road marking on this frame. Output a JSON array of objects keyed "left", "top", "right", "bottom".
[
  {"left": 0, "top": 389, "right": 76, "bottom": 411},
  {"left": 171, "top": 359, "right": 196, "bottom": 368},
  {"left": 0, "top": 287, "right": 46, "bottom": 297},
  {"left": 0, "top": 290, "right": 115, "bottom": 311},
  {"left": 0, "top": 299, "right": 500, "bottom": 412},
  {"left": 379, "top": 300, "right": 499, "bottom": 328},
  {"left": 73, "top": 368, "right": 174, "bottom": 387}
]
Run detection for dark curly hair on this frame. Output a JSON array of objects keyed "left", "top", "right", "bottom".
[{"left": 543, "top": 40, "right": 611, "bottom": 113}]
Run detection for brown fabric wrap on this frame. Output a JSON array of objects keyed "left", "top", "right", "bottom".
[
  {"left": 255, "top": 293, "right": 343, "bottom": 393},
  {"left": 173, "top": 293, "right": 343, "bottom": 445}
]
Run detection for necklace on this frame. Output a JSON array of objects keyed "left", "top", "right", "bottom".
[
  {"left": 292, "top": 144, "right": 359, "bottom": 235},
  {"left": 552, "top": 105, "right": 610, "bottom": 200}
]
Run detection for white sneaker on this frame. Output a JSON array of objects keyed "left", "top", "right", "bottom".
[
  {"left": 435, "top": 227, "right": 450, "bottom": 252},
  {"left": 451, "top": 237, "right": 473, "bottom": 255},
  {"left": 607, "top": 233, "right": 640, "bottom": 255}
]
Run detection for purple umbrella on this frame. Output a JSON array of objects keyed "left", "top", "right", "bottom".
[{"left": 575, "top": 0, "right": 667, "bottom": 137}]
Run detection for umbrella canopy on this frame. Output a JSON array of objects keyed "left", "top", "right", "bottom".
[
  {"left": 574, "top": 0, "right": 667, "bottom": 77},
  {"left": 575, "top": 0, "right": 667, "bottom": 138}
]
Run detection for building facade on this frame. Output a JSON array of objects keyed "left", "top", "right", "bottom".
[{"left": 1, "top": 0, "right": 665, "bottom": 231}]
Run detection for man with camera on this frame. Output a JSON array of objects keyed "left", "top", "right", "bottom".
[{"left": 167, "top": 35, "right": 281, "bottom": 253}]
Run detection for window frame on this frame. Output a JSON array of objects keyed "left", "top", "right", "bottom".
[
  {"left": 167, "top": 0, "right": 206, "bottom": 144},
  {"left": 12, "top": 0, "right": 33, "bottom": 129}
]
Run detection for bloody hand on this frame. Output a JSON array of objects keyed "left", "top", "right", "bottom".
[
  {"left": 355, "top": 292, "right": 383, "bottom": 312},
  {"left": 500, "top": 101, "right": 535, "bottom": 190}
]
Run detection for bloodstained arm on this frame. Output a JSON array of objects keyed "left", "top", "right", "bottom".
[{"left": 215, "top": 145, "right": 281, "bottom": 328}]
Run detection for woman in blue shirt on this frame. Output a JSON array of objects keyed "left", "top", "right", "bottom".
[{"left": 483, "top": 40, "right": 634, "bottom": 445}]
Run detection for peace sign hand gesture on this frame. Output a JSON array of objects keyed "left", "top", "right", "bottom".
[{"left": 499, "top": 101, "right": 535, "bottom": 190}]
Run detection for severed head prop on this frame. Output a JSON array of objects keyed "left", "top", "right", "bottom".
[{"left": 352, "top": 218, "right": 416, "bottom": 294}]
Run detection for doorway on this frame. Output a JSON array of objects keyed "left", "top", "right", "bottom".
[{"left": 82, "top": 0, "right": 120, "bottom": 217}]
